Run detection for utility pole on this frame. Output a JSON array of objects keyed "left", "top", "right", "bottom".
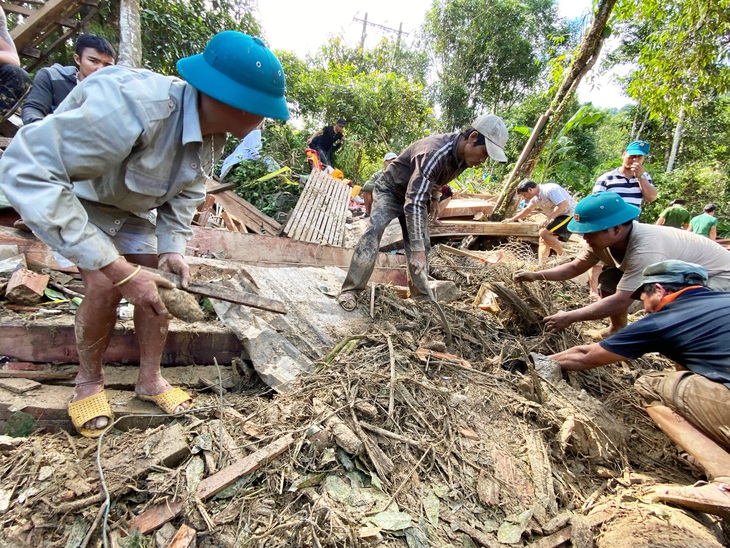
[
  {"left": 353, "top": 13, "right": 408, "bottom": 50},
  {"left": 358, "top": 12, "right": 368, "bottom": 50}
]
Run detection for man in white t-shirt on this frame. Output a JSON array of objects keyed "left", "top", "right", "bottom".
[
  {"left": 504, "top": 179, "right": 576, "bottom": 263},
  {"left": 515, "top": 192, "right": 730, "bottom": 337}
]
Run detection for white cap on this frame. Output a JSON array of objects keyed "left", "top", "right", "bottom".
[
  {"left": 384, "top": 152, "right": 397, "bottom": 161},
  {"left": 471, "top": 114, "right": 508, "bottom": 163}
]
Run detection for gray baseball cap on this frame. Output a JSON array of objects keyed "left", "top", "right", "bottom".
[
  {"left": 630, "top": 260, "right": 708, "bottom": 299},
  {"left": 471, "top": 114, "right": 508, "bottom": 163}
]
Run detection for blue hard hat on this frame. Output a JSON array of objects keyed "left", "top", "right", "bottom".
[
  {"left": 177, "top": 31, "right": 289, "bottom": 120},
  {"left": 567, "top": 192, "right": 641, "bottom": 233},
  {"left": 625, "top": 140, "right": 649, "bottom": 156}
]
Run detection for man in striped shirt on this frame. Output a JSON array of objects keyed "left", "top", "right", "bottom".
[
  {"left": 593, "top": 140, "right": 657, "bottom": 206},
  {"left": 588, "top": 140, "right": 657, "bottom": 301},
  {"left": 337, "top": 114, "right": 509, "bottom": 310}
]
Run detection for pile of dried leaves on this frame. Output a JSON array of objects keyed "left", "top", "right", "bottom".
[{"left": 0, "top": 243, "right": 723, "bottom": 547}]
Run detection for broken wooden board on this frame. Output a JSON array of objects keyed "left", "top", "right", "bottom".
[
  {"left": 196, "top": 433, "right": 295, "bottom": 499},
  {"left": 0, "top": 385, "right": 205, "bottom": 433},
  {"left": 0, "top": 364, "right": 234, "bottom": 392},
  {"left": 128, "top": 500, "right": 184, "bottom": 535},
  {"left": 205, "top": 179, "right": 281, "bottom": 236},
  {"left": 188, "top": 227, "right": 408, "bottom": 287},
  {"left": 0, "top": 225, "right": 77, "bottom": 272},
  {"left": 440, "top": 198, "right": 496, "bottom": 219},
  {"left": 0, "top": 378, "right": 40, "bottom": 394},
  {"left": 0, "top": 316, "right": 243, "bottom": 365},
  {"left": 282, "top": 169, "right": 350, "bottom": 246},
  {"left": 429, "top": 220, "right": 539, "bottom": 239},
  {"left": 141, "top": 265, "right": 287, "bottom": 315}
]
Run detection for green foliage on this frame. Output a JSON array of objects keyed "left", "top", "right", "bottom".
[
  {"left": 640, "top": 161, "right": 729, "bottom": 226},
  {"left": 612, "top": 0, "right": 730, "bottom": 121},
  {"left": 423, "top": 0, "right": 569, "bottom": 129},
  {"left": 217, "top": 123, "right": 310, "bottom": 217},
  {"left": 280, "top": 37, "right": 435, "bottom": 183},
  {"left": 139, "top": 0, "right": 261, "bottom": 74}
]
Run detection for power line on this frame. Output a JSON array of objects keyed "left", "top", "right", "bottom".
[{"left": 353, "top": 13, "right": 408, "bottom": 50}]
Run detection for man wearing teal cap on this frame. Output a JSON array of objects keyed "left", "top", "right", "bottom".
[
  {"left": 0, "top": 31, "right": 289, "bottom": 437},
  {"left": 514, "top": 192, "right": 730, "bottom": 337},
  {"left": 530, "top": 260, "right": 730, "bottom": 520},
  {"left": 593, "top": 140, "right": 656, "bottom": 208}
]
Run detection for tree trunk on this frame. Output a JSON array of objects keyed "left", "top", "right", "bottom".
[
  {"left": 492, "top": 0, "right": 618, "bottom": 218},
  {"left": 666, "top": 104, "right": 685, "bottom": 173},
  {"left": 634, "top": 108, "right": 650, "bottom": 141},
  {"left": 118, "top": 0, "right": 142, "bottom": 67}
]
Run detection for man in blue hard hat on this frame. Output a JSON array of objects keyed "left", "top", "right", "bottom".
[
  {"left": 533, "top": 260, "right": 730, "bottom": 520},
  {"left": 0, "top": 31, "right": 289, "bottom": 437},
  {"left": 514, "top": 192, "right": 730, "bottom": 337}
]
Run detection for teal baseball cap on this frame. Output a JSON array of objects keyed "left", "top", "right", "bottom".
[
  {"left": 567, "top": 192, "right": 641, "bottom": 233},
  {"left": 626, "top": 140, "right": 649, "bottom": 156},
  {"left": 630, "top": 260, "right": 708, "bottom": 299},
  {"left": 177, "top": 31, "right": 289, "bottom": 121}
]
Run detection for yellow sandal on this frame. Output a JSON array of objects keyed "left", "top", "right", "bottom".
[
  {"left": 68, "top": 391, "right": 114, "bottom": 438},
  {"left": 136, "top": 387, "right": 193, "bottom": 415}
]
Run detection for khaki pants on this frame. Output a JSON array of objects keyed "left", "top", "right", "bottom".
[{"left": 636, "top": 370, "right": 730, "bottom": 450}]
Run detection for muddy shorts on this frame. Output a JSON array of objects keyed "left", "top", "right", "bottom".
[
  {"left": 546, "top": 214, "right": 572, "bottom": 242},
  {"left": 635, "top": 370, "right": 730, "bottom": 450},
  {"left": 597, "top": 266, "right": 623, "bottom": 296}
]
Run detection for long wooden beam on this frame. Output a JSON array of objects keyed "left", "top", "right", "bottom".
[
  {"left": 429, "top": 221, "right": 539, "bottom": 238},
  {"left": 0, "top": 316, "right": 243, "bottom": 365}
]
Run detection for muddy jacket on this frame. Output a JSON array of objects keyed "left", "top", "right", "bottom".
[
  {"left": 378, "top": 132, "right": 466, "bottom": 252},
  {"left": 0, "top": 66, "right": 221, "bottom": 271},
  {"left": 21, "top": 64, "right": 77, "bottom": 124}
]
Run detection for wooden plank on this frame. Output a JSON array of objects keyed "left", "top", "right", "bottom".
[
  {"left": 141, "top": 266, "right": 287, "bottom": 315},
  {"left": 0, "top": 377, "right": 40, "bottom": 394},
  {"left": 281, "top": 173, "right": 309, "bottom": 237},
  {"left": 320, "top": 179, "right": 347, "bottom": 245},
  {"left": 128, "top": 500, "right": 184, "bottom": 535},
  {"left": 187, "top": 228, "right": 408, "bottom": 286},
  {"left": 302, "top": 172, "right": 335, "bottom": 243},
  {"left": 168, "top": 524, "right": 196, "bottom": 548},
  {"left": 0, "top": 225, "right": 407, "bottom": 285},
  {"left": 212, "top": 191, "right": 280, "bottom": 235},
  {"left": 10, "top": 0, "right": 78, "bottom": 50},
  {"left": 0, "top": 370, "right": 75, "bottom": 381},
  {"left": 333, "top": 181, "right": 351, "bottom": 246},
  {"left": 0, "top": 316, "right": 244, "bottom": 365},
  {"left": 206, "top": 181, "right": 238, "bottom": 194},
  {"left": 430, "top": 220, "right": 540, "bottom": 238},
  {"left": 296, "top": 170, "right": 329, "bottom": 242},
  {"left": 196, "top": 433, "right": 295, "bottom": 499},
  {"left": 440, "top": 198, "right": 496, "bottom": 218}
]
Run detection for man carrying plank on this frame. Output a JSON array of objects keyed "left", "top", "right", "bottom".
[{"left": 0, "top": 32, "right": 289, "bottom": 437}]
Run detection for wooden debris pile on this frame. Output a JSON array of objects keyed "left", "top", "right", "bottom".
[{"left": 0, "top": 242, "right": 722, "bottom": 546}]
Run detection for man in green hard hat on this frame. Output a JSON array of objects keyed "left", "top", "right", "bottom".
[{"left": 0, "top": 31, "right": 289, "bottom": 437}]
